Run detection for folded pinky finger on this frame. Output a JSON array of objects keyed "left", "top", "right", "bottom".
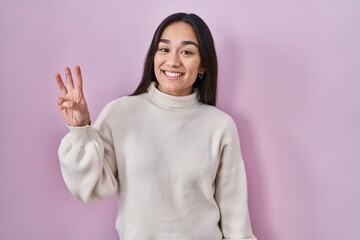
[{"left": 57, "top": 97, "right": 65, "bottom": 105}]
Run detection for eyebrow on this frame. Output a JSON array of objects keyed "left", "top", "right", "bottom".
[{"left": 159, "top": 39, "right": 198, "bottom": 48}]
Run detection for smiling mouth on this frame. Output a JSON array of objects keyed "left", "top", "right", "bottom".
[{"left": 163, "top": 70, "right": 184, "bottom": 78}]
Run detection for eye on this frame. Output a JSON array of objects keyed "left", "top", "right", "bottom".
[
  {"left": 181, "top": 50, "right": 193, "bottom": 55},
  {"left": 158, "top": 47, "right": 169, "bottom": 53}
]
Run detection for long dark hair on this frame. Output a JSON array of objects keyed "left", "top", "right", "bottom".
[{"left": 131, "top": 13, "right": 218, "bottom": 106}]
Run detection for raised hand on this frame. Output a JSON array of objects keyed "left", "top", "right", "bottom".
[{"left": 55, "top": 66, "right": 91, "bottom": 126}]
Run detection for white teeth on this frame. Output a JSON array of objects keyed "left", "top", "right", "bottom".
[{"left": 164, "top": 71, "right": 183, "bottom": 77}]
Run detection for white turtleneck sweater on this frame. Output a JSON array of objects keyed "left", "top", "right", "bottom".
[{"left": 58, "top": 82, "right": 256, "bottom": 240}]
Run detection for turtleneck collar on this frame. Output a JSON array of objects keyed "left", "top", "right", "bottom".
[{"left": 147, "top": 82, "right": 199, "bottom": 110}]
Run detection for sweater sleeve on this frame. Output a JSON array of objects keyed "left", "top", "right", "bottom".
[
  {"left": 58, "top": 112, "right": 118, "bottom": 204},
  {"left": 215, "top": 118, "right": 257, "bottom": 240}
]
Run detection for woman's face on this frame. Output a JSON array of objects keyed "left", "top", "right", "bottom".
[{"left": 154, "top": 22, "right": 204, "bottom": 96}]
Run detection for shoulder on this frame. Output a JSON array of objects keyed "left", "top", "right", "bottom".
[
  {"left": 198, "top": 104, "right": 235, "bottom": 125},
  {"left": 102, "top": 93, "right": 147, "bottom": 112},
  {"left": 96, "top": 94, "right": 147, "bottom": 122}
]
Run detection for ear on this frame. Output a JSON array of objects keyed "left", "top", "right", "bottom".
[{"left": 198, "top": 67, "right": 206, "bottom": 80}]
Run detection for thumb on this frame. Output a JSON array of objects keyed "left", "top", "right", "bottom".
[
  {"left": 62, "top": 100, "right": 88, "bottom": 113},
  {"left": 62, "top": 101, "right": 74, "bottom": 108}
]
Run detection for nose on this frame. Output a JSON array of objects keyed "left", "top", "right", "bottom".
[{"left": 166, "top": 52, "right": 181, "bottom": 67}]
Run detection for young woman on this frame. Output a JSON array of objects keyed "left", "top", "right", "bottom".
[{"left": 55, "top": 12, "right": 257, "bottom": 240}]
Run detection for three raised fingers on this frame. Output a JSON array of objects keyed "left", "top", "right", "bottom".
[{"left": 55, "top": 66, "right": 84, "bottom": 96}]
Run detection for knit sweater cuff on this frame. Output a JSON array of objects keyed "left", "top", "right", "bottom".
[{"left": 67, "top": 125, "right": 92, "bottom": 145}]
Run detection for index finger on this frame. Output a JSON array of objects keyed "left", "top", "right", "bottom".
[{"left": 74, "top": 65, "right": 83, "bottom": 92}]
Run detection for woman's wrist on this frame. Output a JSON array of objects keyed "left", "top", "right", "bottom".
[{"left": 67, "top": 120, "right": 91, "bottom": 127}]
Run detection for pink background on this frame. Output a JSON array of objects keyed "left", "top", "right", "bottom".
[{"left": 1, "top": 0, "right": 359, "bottom": 239}]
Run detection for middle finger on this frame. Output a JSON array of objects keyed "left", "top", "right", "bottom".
[{"left": 65, "top": 67, "right": 75, "bottom": 90}]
